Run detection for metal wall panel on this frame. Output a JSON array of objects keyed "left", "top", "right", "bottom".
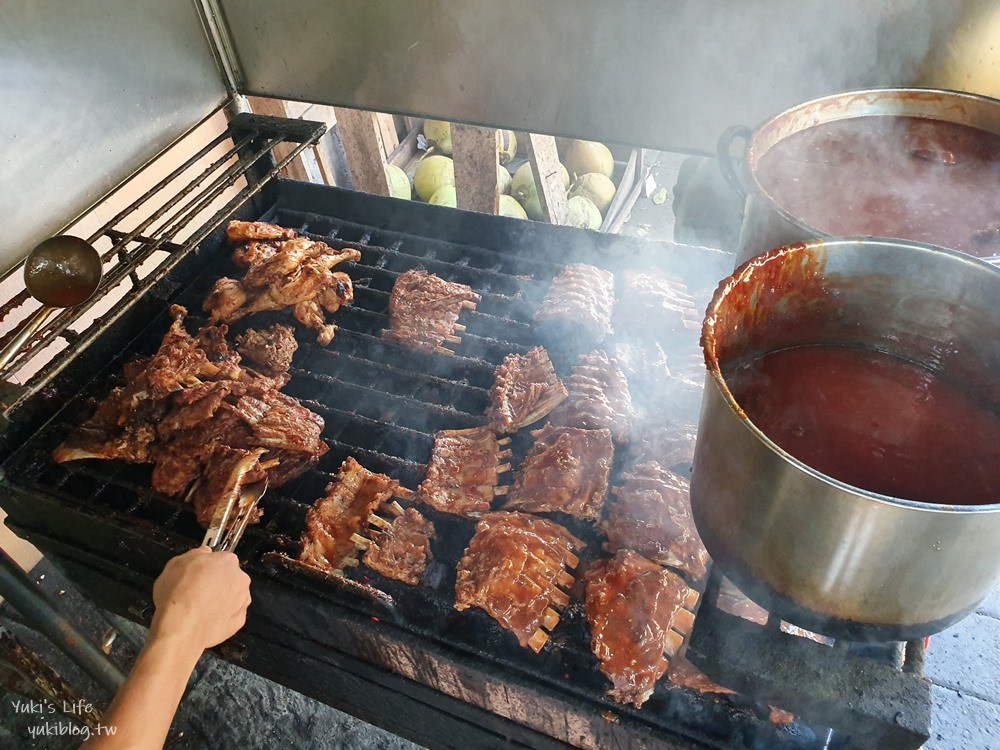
[
  {"left": 222, "top": 0, "right": 993, "bottom": 151},
  {"left": 0, "top": 1, "right": 227, "bottom": 270}
]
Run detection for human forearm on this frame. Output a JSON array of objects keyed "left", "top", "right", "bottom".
[{"left": 83, "top": 626, "right": 201, "bottom": 749}]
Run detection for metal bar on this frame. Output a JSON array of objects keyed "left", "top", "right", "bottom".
[
  {"left": 0, "top": 547, "right": 125, "bottom": 694},
  {"left": 2, "top": 126, "right": 324, "bottom": 413}
]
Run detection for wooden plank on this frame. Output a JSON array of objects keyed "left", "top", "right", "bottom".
[
  {"left": 525, "top": 134, "right": 569, "bottom": 225},
  {"left": 451, "top": 124, "right": 500, "bottom": 214},
  {"left": 334, "top": 107, "right": 392, "bottom": 196},
  {"left": 376, "top": 113, "right": 401, "bottom": 155},
  {"left": 312, "top": 143, "right": 337, "bottom": 186},
  {"left": 247, "top": 96, "right": 312, "bottom": 183}
]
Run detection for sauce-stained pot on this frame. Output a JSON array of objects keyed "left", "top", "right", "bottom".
[
  {"left": 691, "top": 237, "right": 1000, "bottom": 641},
  {"left": 718, "top": 88, "right": 1000, "bottom": 265}
]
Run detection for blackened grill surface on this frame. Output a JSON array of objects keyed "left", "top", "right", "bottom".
[{"left": 0, "top": 181, "right": 832, "bottom": 749}]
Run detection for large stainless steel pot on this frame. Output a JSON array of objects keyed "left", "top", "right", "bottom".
[
  {"left": 691, "top": 237, "right": 1000, "bottom": 641},
  {"left": 717, "top": 88, "right": 1000, "bottom": 265}
]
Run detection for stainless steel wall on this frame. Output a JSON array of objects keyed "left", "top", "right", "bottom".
[
  {"left": 1, "top": 1, "right": 227, "bottom": 270},
  {"left": 221, "top": 0, "right": 992, "bottom": 151}
]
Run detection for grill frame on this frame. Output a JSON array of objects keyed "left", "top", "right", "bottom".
[{"left": 0, "top": 171, "right": 927, "bottom": 749}]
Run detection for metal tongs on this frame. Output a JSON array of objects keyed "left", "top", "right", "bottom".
[{"left": 201, "top": 479, "right": 268, "bottom": 552}]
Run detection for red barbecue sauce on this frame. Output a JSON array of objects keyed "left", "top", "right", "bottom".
[
  {"left": 725, "top": 345, "right": 1000, "bottom": 505},
  {"left": 755, "top": 116, "right": 1000, "bottom": 257}
]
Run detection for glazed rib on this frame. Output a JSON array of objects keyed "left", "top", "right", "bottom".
[
  {"left": 546, "top": 350, "right": 635, "bottom": 444},
  {"left": 361, "top": 506, "right": 436, "bottom": 585},
  {"left": 416, "top": 427, "right": 510, "bottom": 517},
  {"left": 503, "top": 424, "right": 613, "bottom": 522},
  {"left": 534, "top": 263, "right": 615, "bottom": 343},
  {"left": 299, "top": 457, "right": 399, "bottom": 574},
  {"left": 613, "top": 270, "right": 700, "bottom": 343},
  {"left": 455, "top": 512, "right": 583, "bottom": 652},
  {"left": 189, "top": 446, "right": 267, "bottom": 528},
  {"left": 381, "top": 269, "right": 480, "bottom": 354},
  {"left": 604, "top": 462, "right": 708, "bottom": 580},
  {"left": 486, "top": 346, "right": 568, "bottom": 433},
  {"left": 585, "top": 550, "right": 700, "bottom": 708}
]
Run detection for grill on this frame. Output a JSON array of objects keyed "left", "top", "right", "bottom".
[{"left": 0, "top": 119, "right": 931, "bottom": 750}]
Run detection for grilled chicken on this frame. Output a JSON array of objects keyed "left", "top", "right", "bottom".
[
  {"left": 382, "top": 269, "right": 480, "bottom": 354},
  {"left": 503, "top": 424, "right": 613, "bottom": 522},
  {"left": 299, "top": 457, "right": 399, "bottom": 574},
  {"left": 455, "top": 512, "right": 583, "bottom": 652},
  {"left": 486, "top": 346, "right": 568, "bottom": 433},
  {"left": 236, "top": 324, "right": 298, "bottom": 374},
  {"left": 227, "top": 220, "right": 297, "bottom": 244},
  {"left": 603, "top": 462, "right": 708, "bottom": 580},
  {"left": 585, "top": 550, "right": 699, "bottom": 708},
  {"left": 362, "top": 506, "right": 436, "bottom": 585},
  {"left": 534, "top": 263, "right": 615, "bottom": 343},
  {"left": 205, "top": 221, "right": 360, "bottom": 344},
  {"left": 415, "top": 427, "right": 511, "bottom": 517},
  {"left": 546, "top": 350, "right": 635, "bottom": 445},
  {"left": 54, "top": 306, "right": 328, "bottom": 528}
]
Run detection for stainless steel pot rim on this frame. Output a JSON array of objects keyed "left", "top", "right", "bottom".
[
  {"left": 741, "top": 86, "right": 1000, "bottom": 257},
  {"left": 703, "top": 235, "right": 1000, "bottom": 515}
]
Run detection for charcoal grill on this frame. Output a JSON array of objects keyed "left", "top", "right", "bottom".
[{"left": 0, "top": 115, "right": 933, "bottom": 749}]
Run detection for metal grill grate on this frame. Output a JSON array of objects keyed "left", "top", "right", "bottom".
[{"left": 0, "top": 172, "right": 930, "bottom": 749}]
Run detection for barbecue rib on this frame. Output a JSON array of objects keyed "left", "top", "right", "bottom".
[
  {"left": 534, "top": 263, "right": 615, "bottom": 343},
  {"left": 613, "top": 270, "right": 700, "bottom": 343},
  {"left": 236, "top": 324, "right": 298, "bottom": 374},
  {"left": 503, "top": 424, "right": 613, "bottom": 522},
  {"left": 546, "top": 349, "right": 635, "bottom": 444},
  {"left": 381, "top": 269, "right": 480, "bottom": 354},
  {"left": 205, "top": 220, "right": 360, "bottom": 344},
  {"left": 360, "top": 504, "right": 436, "bottom": 585},
  {"left": 299, "top": 457, "right": 399, "bottom": 575},
  {"left": 604, "top": 462, "right": 708, "bottom": 580},
  {"left": 585, "top": 550, "right": 700, "bottom": 708},
  {"left": 486, "top": 346, "right": 568, "bottom": 433},
  {"left": 415, "top": 427, "right": 511, "bottom": 517},
  {"left": 189, "top": 446, "right": 268, "bottom": 528},
  {"left": 53, "top": 306, "right": 328, "bottom": 529},
  {"left": 455, "top": 512, "right": 583, "bottom": 652},
  {"left": 627, "top": 421, "right": 698, "bottom": 469}
]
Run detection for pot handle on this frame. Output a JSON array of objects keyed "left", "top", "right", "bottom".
[{"left": 717, "top": 126, "right": 752, "bottom": 199}]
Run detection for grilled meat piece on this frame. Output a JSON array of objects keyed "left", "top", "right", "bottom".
[
  {"left": 205, "top": 221, "right": 360, "bottom": 344},
  {"left": 534, "top": 263, "right": 615, "bottom": 343},
  {"left": 503, "top": 424, "right": 613, "bottom": 522},
  {"left": 416, "top": 427, "right": 510, "bottom": 517},
  {"left": 362, "top": 506, "right": 436, "bottom": 585},
  {"left": 227, "top": 220, "right": 297, "bottom": 244},
  {"left": 486, "top": 346, "right": 568, "bottom": 433},
  {"left": 54, "top": 306, "right": 327, "bottom": 527},
  {"left": 604, "top": 462, "right": 708, "bottom": 580},
  {"left": 455, "top": 512, "right": 583, "bottom": 652},
  {"left": 611, "top": 341, "right": 672, "bottom": 402},
  {"left": 627, "top": 420, "right": 698, "bottom": 469},
  {"left": 236, "top": 324, "right": 298, "bottom": 374},
  {"left": 613, "top": 270, "right": 700, "bottom": 343},
  {"left": 585, "top": 550, "right": 699, "bottom": 708},
  {"left": 189, "top": 446, "right": 267, "bottom": 528},
  {"left": 547, "top": 350, "right": 635, "bottom": 444},
  {"left": 299, "top": 457, "right": 399, "bottom": 574},
  {"left": 382, "top": 269, "right": 480, "bottom": 353}
]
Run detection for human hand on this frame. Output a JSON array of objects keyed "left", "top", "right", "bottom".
[{"left": 150, "top": 547, "right": 251, "bottom": 651}]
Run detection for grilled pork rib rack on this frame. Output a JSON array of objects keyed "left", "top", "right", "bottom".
[
  {"left": 415, "top": 427, "right": 512, "bottom": 517},
  {"left": 585, "top": 550, "right": 700, "bottom": 708},
  {"left": 534, "top": 263, "right": 615, "bottom": 343},
  {"left": 455, "top": 512, "right": 583, "bottom": 653},
  {"left": 604, "top": 461, "right": 709, "bottom": 580},
  {"left": 382, "top": 269, "right": 480, "bottom": 354},
  {"left": 503, "top": 424, "right": 614, "bottom": 522},
  {"left": 357, "top": 504, "right": 436, "bottom": 586},
  {"left": 546, "top": 349, "right": 636, "bottom": 445},
  {"left": 205, "top": 220, "right": 360, "bottom": 344},
  {"left": 486, "top": 346, "right": 568, "bottom": 433}
]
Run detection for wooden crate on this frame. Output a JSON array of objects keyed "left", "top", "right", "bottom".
[{"left": 386, "top": 119, "right": 644, "bottom": 233}]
